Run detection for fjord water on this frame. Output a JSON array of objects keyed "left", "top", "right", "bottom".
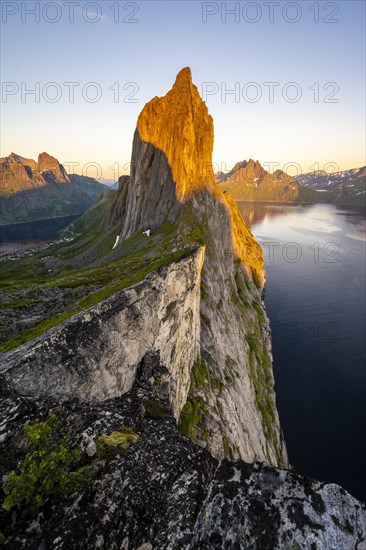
[
  {"left": 238, "top": 202, "right": 366, "bottom": 502},
  {"left": 0, "top": 215, "right": 79, "bottom": 255}
]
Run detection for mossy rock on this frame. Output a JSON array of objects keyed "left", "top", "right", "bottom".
[
  {"left": 246, "top": 333, "right": 259, "bottom": 353},
  {"left": 191, "top": 359, "right": 210, "bottom": 391},
  {"left": 96, "top": 428, "right": 138, "bottom": 459},
  {"left": 179, "top": 396, "right": 206, "bottom": 442},
  {"left": 1, "top": 415, "right": 90, "bottom": 514}
]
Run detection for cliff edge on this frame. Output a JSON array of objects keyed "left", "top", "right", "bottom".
[{"left": 112, "top": 67, "right": 285, "bottom": 464}]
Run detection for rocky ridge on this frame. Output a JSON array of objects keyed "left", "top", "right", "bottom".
[
  {"left": 296, "top": 166, "right": 366, "bottom": 190},
  {"left": 1, "top": 68, "right": 286, "bottom": 465},
  {"left": 0, "top": 153, "right": 70, "bottom": 194},
  {"left": 217, "top": 160, "right": 366, "bottom": 205},
  {"left": 0, "top": 152, "right": 105, "bottom": 225},
  {"left": 1, "top": 248, "right": 204, "bottom": 420}
]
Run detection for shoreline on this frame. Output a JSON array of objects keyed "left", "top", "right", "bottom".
[{"left": 0, "top": 235, "right": 74, "bottom": 262}]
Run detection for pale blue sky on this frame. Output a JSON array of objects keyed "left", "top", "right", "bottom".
[{"left": 1, "top": 0, "right": 365, "bottom": 182}]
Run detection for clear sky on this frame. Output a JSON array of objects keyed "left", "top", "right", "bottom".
[{"left": 1, "top": 0, "right": 365, "bottom": 182}]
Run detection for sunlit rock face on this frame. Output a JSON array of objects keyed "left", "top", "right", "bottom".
[
  {"left": 37, "top": 152, "right": 69, "bottom": 182},
  {"left": 119, "top": 67, "right": 265, "bottom": 285},
  {"left": 137, "top": 67, "right": 215, "bottom": 199},
  {"left": 119, "top": 67, "right": 216, "bottom": 241},
  {"left": 0, "top": 153, "right": 48, "bottom": 193}
]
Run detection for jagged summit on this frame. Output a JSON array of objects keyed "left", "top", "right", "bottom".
[
  {"left": 0, "top": 151, "right": 69, "bottom": 186},
  {"left": 37, "top": 152, "right": 68, "bottom": 180},
  {"left": 174, "top": 65, "right": 193, "bottom": 83},
  {"left": 5, "top": 153, "right": 37, "bottom": 170},
  {"left": 118, "top": 69, "right": 266, "bottom": 285},
  {"left": 136, "top": 66, "right": 215, "bottom": 200},
  {"left": 118, "top": 67, "right": 218, "bottom": 241}
]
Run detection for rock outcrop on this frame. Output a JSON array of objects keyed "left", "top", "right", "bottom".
[
  {"left": 119, "top": 67, "right": 216, "bottom": 242},
  {"left": 101, "top": 175, "right": 130, "bottom": 230},
  {"left": 0, "top": 249, "right": 204, "bottom": 420},
  {"left": 137, "top": 67, "right": 215, "bottom": 200},
  {"left": 191, "top": 459, "right": 366, "bottom": 549},
  {"left": 0, "top": 152, "right": 104, "bottom": 225},
  {"left": 0, "top": 352, "right": 365, "bottom": 549}
]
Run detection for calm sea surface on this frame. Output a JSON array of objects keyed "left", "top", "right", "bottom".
[{"left": 238, "top": 202, "right": 366, "bottom": 503}]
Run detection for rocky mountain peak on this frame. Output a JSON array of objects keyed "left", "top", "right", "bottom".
[
  {"left": 0, "top": 152, "right": 103, "bottom": 223},
  {"left": 37, "top": 152, "right": 58, "bottom": 171},
  {"left": 173, "top": 65, "right": 193, "bottom": 88},
  {"left": 118, "top": 68, "right": 266, "bottom": 285},
  {"left": 217, "top": 157, "right": 301, "bottom": 203},
  {"left": 136, "top": 66, "right": 215, "bottom": 200},
  {"left": 2, "top": 153, "right": 37, "bottom": 171},
  {"left": 37, "top": 152, "right": 69, "bottom": 181},
  {"left": 111, "top": 69, "right": 282, "bottom": 464},
  {"left": 118, "top": 67, "right": 218, "bottom": 241}
]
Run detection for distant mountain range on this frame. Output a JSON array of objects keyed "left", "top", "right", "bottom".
[
  {"left": 0, "top": 152, "right": 105, "bottom": 225},
  {"left": 1, "top": 150, "right": 364, "bottom": 227},
  {"left": 216, "top": 160, "right": 366, "bottom": 205},
  {"left": 295, "top": 166, "right": 366, "bottom": 205}
]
